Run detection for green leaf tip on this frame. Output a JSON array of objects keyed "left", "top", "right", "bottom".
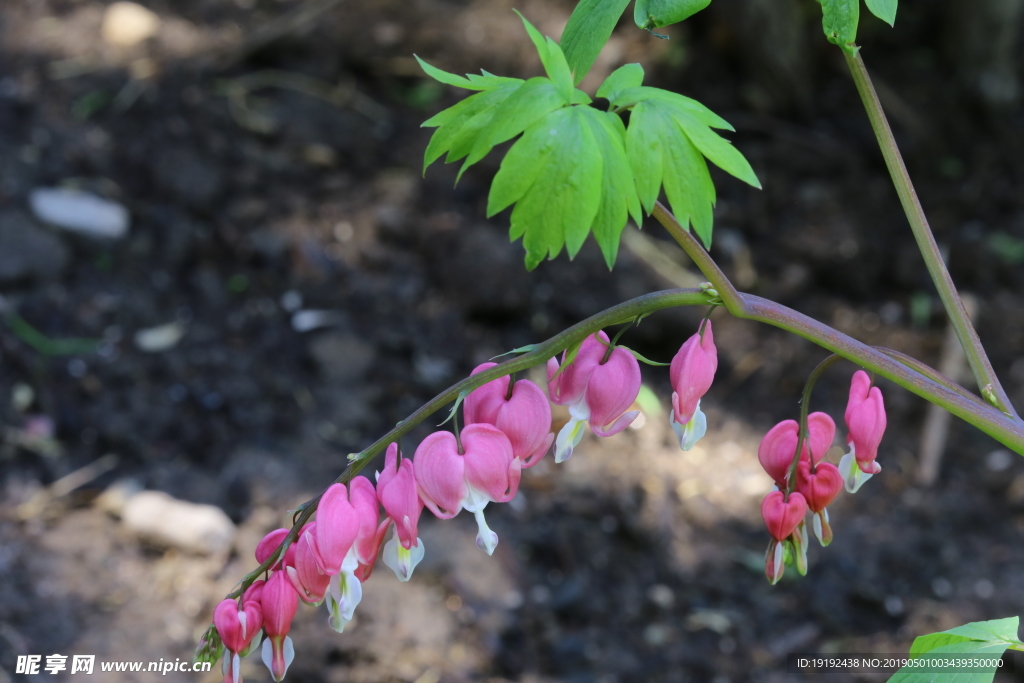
[
  {"left": 560, "top": 0, "right": 633, "bottom": 85},
  {"left": 635, "top": 0, "right": 712, "bottom": 32},
  {"left": 865, "top": 0, "right": 896, "bottom": 27}
]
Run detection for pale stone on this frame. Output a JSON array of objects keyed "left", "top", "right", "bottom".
[
  {"left": 101, "top": 2, "right": 161, "bottom": 47},
  {"left": 122, "top": 490, "right": 236, "bottom": 555}
]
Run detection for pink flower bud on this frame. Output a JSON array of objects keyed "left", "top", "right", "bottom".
[
  {"left": 466, "top": 363, "right": 554, "bottom": 467},
  {"left": 213, "top": 598, "right": 263, "bottom": 654},
  {"left": 844, "top": 370, "right": 886, "bottom": 474},
  {"left": 255, "top": 528, "right": 293, "bottom": 570},
  {"left": 670, "top": 321, "right": 718, "bottom": 426},
  {"left": 376, "top": 443, "right": 424, "bottom": 550},
  {"left": 242, "top": 579, "right": 265, "bottom": 605},
  {"left": 312, "top": 483, "right": 362, "bottom": 575},
  {"left": 260, "top": 571, "right": 298, "bottom": 682},
  {"left": 761, "top": 490, "right": 807, "bottom": 542},
  {"left": 757, "top": 413, "right": 835, "bottom": 487},
  {"left": 284, "top": 524, "right": 330, "bottom": 604}
]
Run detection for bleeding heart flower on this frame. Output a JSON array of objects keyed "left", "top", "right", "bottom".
[
  {"left": 757, "top": 413, "right": 836, "bottom": 487},
  {"left": 214, "top": 597, "right": 263, "bottom": 683},
  {"left": 761, "top": 490, "right": 808, "bottom": 542},
  {"left": 795, "top": 460, "right": 843, "bottom": 546},
  {"left": 414, "top": 424, "right": 520, "bottom": 555},
  {"left": 761, "top": 490, "right": 808, "bottom": 586},
  {"left": 465, "top": 363, "right": 554, "bottom": 467},
  {"left": 311, "top": 483, "right": 362, "bottom": 576},
  {"left": 669, "top": 321, "right": 718, "bottom": 451},
  {"left": 547, "top": 331, "right": 641, "bottom": 462}
]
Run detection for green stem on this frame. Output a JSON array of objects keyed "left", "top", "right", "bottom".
[
  {"left": 225, "top": 287, "right": 710, "bottom": 598},
  {"left": 843, "top": 50, "right": 1018, "bottom": 420},
  {"left": 652, "top": 202, "right": 1024, "bottom": 454},
  {"left": 785, "top": 354, "right": 842, "bottom": 492}
]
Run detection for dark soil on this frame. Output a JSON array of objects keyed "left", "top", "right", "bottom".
[{"left": 2, "top": 0, "right": 1024, "bottom": 681}]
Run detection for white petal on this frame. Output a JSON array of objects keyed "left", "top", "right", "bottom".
[
  {"left": 382, "top": 532, "right": 425, "bottom": 582},
  {"left": 673, "top": 402, "right": 708, "bottom": 451},
  {"left": 839, "top": 449, "right": 874, "bottom": 493},
  {"left": 473, "top": 508, "right": 499, "bottom": 555},
  {"left": 554, "top": 417, "right": 586, "bottom": 463}
]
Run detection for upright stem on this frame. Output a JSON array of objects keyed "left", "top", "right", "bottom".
[
  {"left": 843, "top": 50, "right": 1018, "bottom": 420},
  {"left": 785, "top": 354, "right": 842, "bottom": 491},
  {"left": 652, "top": 202, "right": 1024, "bottom": 453}
]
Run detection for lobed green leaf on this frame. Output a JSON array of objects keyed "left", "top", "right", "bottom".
[
  {"left": 416, "top": 56, "right": 519, "bottom": 91},
  {"left": 515, "top": 11, "right": 575, "bottom": 103},
  {"left": 422, "top": 81, "right": 525, "bottom": 173},
  {"left": 560, "top": 0, "right": 633, "bottom": 85},
  {"left": 578, "top": 108, "right": 643, "bottom": 268},
  {"left": 487, "top": 107, "right": 603, "bottom": 269},
  {"left": 596, "top": 63, "right": 645, "bottom": 101},
  {"left": 460, "top": 77, "right": 567, "bottom": 178},
  {"left": 608, "top": 85, "right": 734, "bottom": 130}
]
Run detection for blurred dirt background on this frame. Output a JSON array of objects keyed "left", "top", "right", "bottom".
[{"left": 2, "top": 0, "right": 1024, "bottom": 681}]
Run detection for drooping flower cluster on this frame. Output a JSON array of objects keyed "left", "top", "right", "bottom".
[
  {"left": 757, "top": 370, "right": 886, "bottom": 584},
  {"left": 208, "top": 323, "right": 722, "bottom": 680}
]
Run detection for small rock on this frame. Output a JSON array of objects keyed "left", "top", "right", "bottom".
[
  {"left": 101, "top": 2, "right": 160, "bottom": 47},
  {"left": 94, "top": 478, "right": 144, "bottom": 516},
  {"left": 0, "top": 210, "right": 69, "bottom": 282},
  {"left": 291, "top": 309, "right": 345, "bottom": 332},
  {"left": 134, "top": 321, "right": 186, "bottom": 352},
  {"left": 29, "top": 188, "right": 129, "bottom": 238},
  {"left": 121, "top": 490, "right": 236, "bottom": 555}
]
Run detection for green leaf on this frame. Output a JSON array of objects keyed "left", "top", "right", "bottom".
[
  {"left": 421, "top": 81, "right": 524, "bottom": 173},
  {"left": 514, "top": 11, "right": 575, "bottom": 103},
  {"left": 596, "top": 63, "right": 645, "bottom": 101},
  {"left": 461, "top": 77, "right": 567, "bottom": 177},
  {"left": 674, "top": 111, "right": 761, "bottom": 189},
  {"left": 628, "top": 348, "right": 670, "bottom": 366},
  {"left": 628, "top": 101, "right": 714, "bottom": 240},
  {"left": 416, "top": 56, "right": 518, "bottom": 91},
  {"left": 560, "top": 0, "right": 633, "bottom": 85},
  {"left": 625, "top": 101, "right": 664, "bottom": 215},
  {"left": 665, "top": 119, "right": 716, "bottom": 244},
  {"left": 609, "top": 86, "right": 734, "bottom": 130},
  {"left": 887, "top": 617, "right": 1021, "bottom": 683},
  {"left": 910, "top": 617, "right": 1022, "bottom": 656},
  {"left": 634, "top": 0, "right": 712, "bottom": 31},
  {"left": 487, "top": 107, "right": 603, "bottom": 269},
  {"left": 578, "top": 108, "right": 642, "bottom": 268},
  {"left": 819, "top": 0, "right": 860, "bottom": 54},
  {"left": 865, "top": 0, "right": 897, "bottom": 27}
]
